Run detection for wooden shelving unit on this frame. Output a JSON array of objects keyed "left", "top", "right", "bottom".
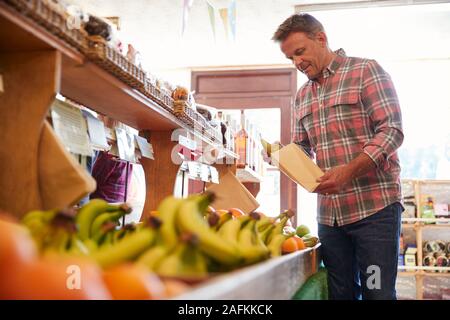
[{"left": 399, "top": 179, "right": 450, "bottom": 300}]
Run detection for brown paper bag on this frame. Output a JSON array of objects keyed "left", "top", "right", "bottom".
[
  {"left": 206, "top": 171, "right": 259, "bottom": 214},
  {"left": 271, "top": 143, "right": 324, "bottom": 192},
  {"left": 39, "top": 121, "right": 96, "bottom": 210}
]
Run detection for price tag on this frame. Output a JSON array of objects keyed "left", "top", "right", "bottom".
[
  {"left": 179, "top": 135, "right": 197, "bottom": 151},
  {"left": 51, "top": 99, "right": 93, "bottom": 157},
  {"left": 187, "top": 161, "right": 200, "bottom": 179},
  {"left": 210, "top": 166, "right": 220, "bottom": 184},
  {"left": 115, "top": 127, "right": 135, "bottom": 162},
  {"left": 135, "top": 135, "right": 154, "bottom": 160},
  {"left": 200, "top": 164, "right": 211, "bottom": 182},
  {"left": 85, "top": 114, "right": 109, "bottom": 150}
]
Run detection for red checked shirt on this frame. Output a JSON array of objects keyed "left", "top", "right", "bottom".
[{"left": 292, "top": 49, "right": 404, "bottom": 227}]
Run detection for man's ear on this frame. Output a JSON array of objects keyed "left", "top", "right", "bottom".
[{"left": 316, "top": 31, "right": 327, "bottom": 47}]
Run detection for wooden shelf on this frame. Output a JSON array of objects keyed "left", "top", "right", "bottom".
[
  {"left": 236, "top": 166, "right": 263, "bottom": 183},
  {"left": 174, "top": 245, "right": 320, "bottom": 300},
  {"left": 0, "top": 2, "right": 231, "bottom": 152}
]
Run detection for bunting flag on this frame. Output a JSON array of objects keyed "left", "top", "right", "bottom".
[
  {"left": 206, "top": 0, "right": 216, "bottom": 40},
  {"left": 219, "top": 8, "right": 229, "bottom": 40},
  {"left": 206, "top": 0, "right": 237, "bottom": 42},
  {"left": 228, "top": 0, "right": 236, "bottom": 41},
  {"left": 182, "top": 0, "right": 195, "bottom": 36}
]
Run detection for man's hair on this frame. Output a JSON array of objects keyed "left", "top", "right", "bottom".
[{"left": 272, "top": 13, "right": 325, "bottom": 42}]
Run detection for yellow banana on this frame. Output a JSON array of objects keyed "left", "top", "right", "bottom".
[
  {"left": 268, "top": 233, "right": 295, "bottom": 257},
  {"left": 157, "top": 196, "right": 183, "bottom": 251},
  {"left": 238, "top": 220, "right": 269, "bottom": 265},
  {"left": 90, "top": 210, "right": 129, "bottom": 240},
  {"left": 92, "top": 227, "right": 156, "bottom": 268},
  {"left": 136, "top": 245, "right": 169, "bottom": 271},
  {"left": 217, "top": 218, "right": 241, "bottom": 246},
  {"left": 266, "top": 210, "right": 294, "bottom": 244},
  {"left": 76, "top": 199, "right": 127, "bottom": 241},
  {"left": 176, "top": 194, "right": 241, "bottom": 266},
  {"left": 214, "top": 211, "right": 233, "bottom": 231}
]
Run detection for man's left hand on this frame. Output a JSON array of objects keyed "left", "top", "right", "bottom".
[{"left": 314, "top": 165, "right": 353, "bottom": 195}]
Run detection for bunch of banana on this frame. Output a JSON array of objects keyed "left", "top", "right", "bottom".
[
  {"left": 302, "top": 234, "right": 319, "bottom": 248},
  {"left": 236, "top": 213, "right": 270, "bottom": 265},
  {"left": 267, "top": 232, "right": 296, "bottom": 257},
  {"left": 176, "top": 193, "right": 242, "bottom": 266},
  {"left": 265, "top": 209, "right": 295, "bottom": 244},
  {"left": 156, "top": 233, "right": 208, "bottom": 278}
]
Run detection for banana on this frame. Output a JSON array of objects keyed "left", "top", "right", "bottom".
[
  {"left": 157, "top": 196, "right": 183, "bottom": 251},
  {"left": 156, "top": 234, "right": 208, "bottom": 278},
  {"left": 214, "top": 211, "right": 233, "bottom": 231},
  {"left": 76, "top": 199, "right": 126, "bottom": 241},
  {"left": 302, "top": 235, "right": 319, "bottom": 248},
  {"left": 267, "top": 233, "right": 295, "bottom": 257},
  {"left": 238, "top": 220, "right": 269, "bottom": 265},
  {"left": 92, "top": 221, "right": 118, "bottom": 244},
  {"left": 90, "top": 209, "right": 129, "bottom": 240},
  {"left": 67, "top": 234, "right": 90, "bottom": 256},
  {"left": 176, "top": 194, "right": 241, "bottom": 266},
  {"left": 92, "top": 227, "right": 156, "bottom": 268},
  {"left": 136, "top": 245, "right": 169, "bottom": 271},
  {"left": 83, "top": 238, "right": 98, "bottom": 253},
  {"left": 266, "top": 210, "right": 294, "bottom": 244},
  {"left": 207, "top": 211, "right": 220, "bottom": 228},
  {"left": 255, "top": 216, "right": 274, "bottom": 232},
  {"left": 217, "top": 218, "right": 241, "bottom": 246},
  {"left": 260, "top": 224, "right": 276, "bottom": 244}
]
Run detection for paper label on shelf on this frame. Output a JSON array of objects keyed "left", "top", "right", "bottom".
[
  {"left": 51, "top": 99, "right": 93, "bottom": 157},
  {"left": 115, "top": 127, "right": 135, "bottom": 162},
  {"left": 179, "top": 135, "right": 197, "bottom": 151},
  {"left": 187, "top": 161, "right": 201, "bottom": 179},
  {"left": 210, "top": 166, "right": 220, "bottom": 184},
  {"left": 85, "top": 115, "right": 109, "bottom": 150},
  {"left": 200, "top": 164, "right": 211, "bottom": 182},
  {"left": 135, "top": 135, "right": 154, "bottom": 160}
]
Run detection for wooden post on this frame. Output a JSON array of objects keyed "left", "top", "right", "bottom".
[{"left": 139, "top": 130, "right": 180, "bottom": 220}]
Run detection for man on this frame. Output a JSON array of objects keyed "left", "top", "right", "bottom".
[{"left": 271, "top": 13, "right": 404, "bottom": 300}]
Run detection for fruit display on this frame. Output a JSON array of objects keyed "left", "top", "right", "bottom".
[{"left": 0, "top": 193, "right": 319, "bottom": 300}]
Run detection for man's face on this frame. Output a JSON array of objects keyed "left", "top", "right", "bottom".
[{"left": 280, "top": 31, "right": 327, "bottom": 80}]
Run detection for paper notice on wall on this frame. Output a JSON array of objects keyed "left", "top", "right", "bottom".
[
  {"left": 187, "top": 161, "right": 201, "bottom": 179},
  {"left": 115, "top": 127, "right": 135, "bottom": 162},
  {"left": 210, "top": 166, "right": 220, "bottom": 184},
  {"left": 179, "top": 134, "right": 197, "bottom": 151},
  {"left": 85, "top": 115, "right": 109, "bottom": 150},
  {"left": 51, "top": 99, "right": 93, "bottom": 157},
  {"left": 135, "top": 135, "right": 154, "bottom": 160},
  {"left": 200, "top": 164, "right": 211, "bottom": 182}
]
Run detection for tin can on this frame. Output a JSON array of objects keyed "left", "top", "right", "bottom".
[
  {"left": 424, "top": 241, "right": 440, "bottom": 254},
  {"left": 423, "top": 253, "right": 437, "bottom": 267}
]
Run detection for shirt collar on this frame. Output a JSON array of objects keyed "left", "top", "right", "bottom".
[{"left": 310, "top": 48, "right": 346, "bottom": 84}]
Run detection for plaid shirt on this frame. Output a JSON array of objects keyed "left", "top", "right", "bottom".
[{"left": 292, "top": 49, "right": 404, "bottom": 226}]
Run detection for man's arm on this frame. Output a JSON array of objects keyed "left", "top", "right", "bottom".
[{"left": 315, "top": 59, "right": 404, "bottom": 195}]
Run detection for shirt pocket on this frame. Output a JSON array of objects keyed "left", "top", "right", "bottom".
[
  {"left": 297, "top": 104, "right": 317, "bottom": 148},
  {"left": 326, "top": 90, "right": 365, "bottom": 141}
]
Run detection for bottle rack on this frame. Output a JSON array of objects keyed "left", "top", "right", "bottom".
[{"left": 399, "top": 179, "right": 450, "bottom": 300}]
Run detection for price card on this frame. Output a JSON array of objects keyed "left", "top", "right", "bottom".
[
  {"left": 135, "top": 135, "right": 154, "bottom": 160},
  {"left": 51, "top": 99, "right": 93, "bottom": 157},
  {"left": 115, "top": 127, "right": 135, "bottom": 162},
  {"left": 210, "top": 166, "right": 220, "bottom": 184},
  {"left": 85, "top": 114, "right": 109, "bottom": 150},
  {"left": 179, "top": 135, "right": 197, "bottom": 151},
  {"left": 200, "top": 164, "right": 211, "bottom": 182},
  {"left": 187, "top": 161, "right": 200, "bottom": 179}
]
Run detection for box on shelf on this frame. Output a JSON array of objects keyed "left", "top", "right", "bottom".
[{"left": 404, "top": 246, "right": 417, "bottom": 271}]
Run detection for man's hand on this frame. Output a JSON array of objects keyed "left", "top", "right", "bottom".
[
  {"left": 314, "top": 165, "right": 353, "bottom": 195},
  {"left": 313, "top": 153, "right": 377, "bottom": 195}
]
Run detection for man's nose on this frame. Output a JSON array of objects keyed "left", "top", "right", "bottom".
[{"left": 293, "top": 56, "right": 303, "bottom": 67}]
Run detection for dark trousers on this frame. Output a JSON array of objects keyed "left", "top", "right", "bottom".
[{"left": 318, "top": 202, "right": 402, "bottom": 300}]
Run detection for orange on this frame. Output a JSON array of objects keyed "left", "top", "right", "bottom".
[
  {"left": 228, "top": 208, "right": 245, "bottom": 218},
  {"left": 103, "top": 264, "right": 166, "bottom": 300},
  {"left": 281, "top": 237, "right": 299, "bottom": 254},
  {"left": 293, "top": 236, "right": 306, "bottom": 250}
]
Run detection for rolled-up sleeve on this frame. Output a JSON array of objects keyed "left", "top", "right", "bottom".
[{"left": 361, "top": 59, "right": 404, "bottom": 169}]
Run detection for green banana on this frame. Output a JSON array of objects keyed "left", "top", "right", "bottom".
[
  {"left": 136, "top": 245, "right": 169, "bottom": 271},
  {"left": 90, "top": 210, "right": 129, "bottom": 240},
  {"left": 268, "top": 233, "right": 295, "bottom": 257},
  {"left": 157, "top": 196, "right": 183, "bottom": 251},
  {"left": 156, "top": 234, "right": 208, "bottom": 278},
  {"left": 92, "top": 227, "right": 156, "bottom": 268},
  {"left": 176, "top": 194, "right": 241, "bottom": 266},
  {"left": 76, "top": 199, "right": 126, "bottom": 241},
  {"left": 82, "top": 238, "right": 98, "bottom": 253}
]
